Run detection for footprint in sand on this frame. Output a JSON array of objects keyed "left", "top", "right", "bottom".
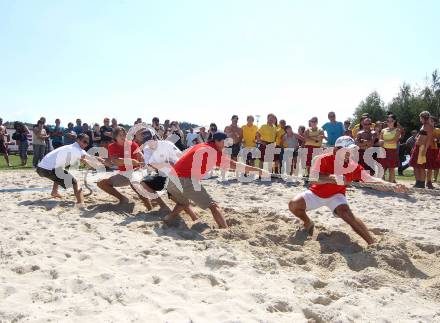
[{"left": 266, "top": 300, "right": 293, "bottom": 313}]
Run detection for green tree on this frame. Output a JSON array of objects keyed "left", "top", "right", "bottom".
[{"left": 353, "top": 91, "right": 387, "bottom": 123}]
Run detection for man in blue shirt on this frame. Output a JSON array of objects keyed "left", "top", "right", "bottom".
[
  {"left": 322, "top": 111, "right": 345, "bottom": 147},
  {"left": 50, "top": 118, "right": 64, "bottom": 149},
  {"left": 73, "top": 119, "right": 84, "bottom": 135}
]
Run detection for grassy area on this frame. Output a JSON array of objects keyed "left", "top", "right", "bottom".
[{"left": 0, "top": 154, "right": 33, "bottom": 170}]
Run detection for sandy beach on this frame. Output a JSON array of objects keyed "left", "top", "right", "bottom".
[{"left": 1, "top": 170, "right": 440, "bottom": 322}]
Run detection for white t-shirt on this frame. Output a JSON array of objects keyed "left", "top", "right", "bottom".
[
  {"left": 186, "top": 132, "right": 198, "bottom": 147},
  {"left": 38, "top": 142, "right": 87, "bottom": 170},
  {"left": 143, "top": 140, "right": 181, "bottom": 176}
]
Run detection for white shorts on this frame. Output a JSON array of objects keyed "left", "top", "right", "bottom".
[{"left": 299, "top": 190, "right": 348, "bottom": 214}]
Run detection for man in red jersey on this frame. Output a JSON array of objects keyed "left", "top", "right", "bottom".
[
  {"left": 288, "top": 136, "right": 407, "bottom": 244},
  {"left": 97, "top": 126, "right": 151, "bottom": 207},
  {"left": 165, "top": 132, "right": 269, "bottom": 228}
]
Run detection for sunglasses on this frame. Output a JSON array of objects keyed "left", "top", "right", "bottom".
[{"left": 311, "top": 120, "right": 318, "bottom": 123}]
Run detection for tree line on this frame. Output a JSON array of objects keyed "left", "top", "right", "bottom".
[{"left": 353, "top": 69, "right": 440, "bottom": 139}]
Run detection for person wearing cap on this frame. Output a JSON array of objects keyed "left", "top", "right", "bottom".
[
  {"left": 224, "top": 115, "right": 243, "bottom": 161},
  {"left": 351, "top": 113, "right": 376, "bottom": 138},
  {"left": 288, "top": 136, "right": 407, "bottom": 245},
  {"left": 134, "top": 130, "right": 198, "bottom": 219},
  {"left": 165, "top": 132, "right": 269, "bottom": 228}
]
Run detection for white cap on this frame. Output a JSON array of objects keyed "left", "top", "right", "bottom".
[{"left": 334, "top": 136, "right": 357, "bottom": 149}]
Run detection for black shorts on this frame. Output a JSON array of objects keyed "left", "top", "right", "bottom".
[
  {"left": 231, "top": 143, "right": 241, "bottom": 158},
  {"left": 36, "top": 167, "right": 77, "bottom": 189},
  {"left": 0, "top": 141, "right": 7, "bottom": 154},
  {"left": 141, "top": 175, "right": 167, "bottom": 191}
]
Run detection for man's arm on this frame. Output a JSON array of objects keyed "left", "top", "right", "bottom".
[{"left": 227, "top": 159, "right": 268, "bottom": 176}]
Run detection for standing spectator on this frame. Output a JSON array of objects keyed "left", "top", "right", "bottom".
[
  {"left": 343, "top": 120, "right": 353, "bottom": 137},
  {"left": 410, "top": 111, "right": 433, "bottom": 188},
  {"left": 322, "top": 111, "right": 345, "bottom": 147},
  {"left": 111, "top": 118, "right": 118, "bottom": 129},
  {"left": 134, "top": 118, "right": 142, "bottom": 125},
  {"left": 82, "top": 123, "right": 93, "bottom": 151},
  {"left": 0, "top": 117, "right": 11, "bottom": 166},
  {"left": 186, "top": 128, "right": 198, "bottom": 148},
  {"left": 241, "top": 115, "right": 258, "bottom": 166},
  {"left": 38, "top": 117, "right": 52, "bottom": 154},
  {"left": 64, "top": 122, "right": 77, "bottom": 145},
  {"left": 224, "top": 115, "right": 243, "bottom": 161},
  {"left": 73, "top": 119, "right": 84, "bottom": 135},
  {"left": 168, "top": 121, "right": 185, "bottom": 151},
  {"left": 51, "top": 119, "right": 64, "bottom": 149},
  {"left": 197, "top": 126, "right": 209, "bottom": 144},
  {"left": 163, "top": 120, "right": 171, "bottom": 137},
  {"left": 256, "top": 114, "right": 277, "bottom": 170},
  {"left": 207, "top": 123, "right": 218, "bottom": 141},
  {"left": 152, "top": 117, "right": 165, "bottom": 139},
  {"left": 274, "top": 119, "right": 287, "bottom": 173},
  {"left": 355, "top": 117, "right": 377, "bottom": 174},
  {"left": 397, "top": 130, "right": 417, "bottom": 176},
  {"left": 425, "top": 116, "right": 440, "bottom": 188},
  {"left": 303, "top": 117, "right": 325, "bottom": 175},
  {"left": 379, "top": 113, "right": 401, "bottom": 183},
  {"left": 13, "top": 121, "right": 30, "bottom": 166},
  {"left": 32, "top": 120, "right": 49, "bottom": 167},
  {"left": 100, "top": 118, "right": 113, "bottom": 148},
  {"left": 297, "top": 125, "right": 306, "bottom": 147},
  {"left": 282, "top": 125, "right": 304, "bottom": 174},
  {"left": 92, "top": 123, "right": 101, "bottom": 147}
]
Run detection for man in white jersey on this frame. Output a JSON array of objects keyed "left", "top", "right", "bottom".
[
  {"left": 36, "top": 133, "right": 104, "bottom": 208},
  {"left": 135, "top": 130, "right": 198, "bottom": 220}
]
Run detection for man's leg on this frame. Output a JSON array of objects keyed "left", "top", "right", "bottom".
[
  {"left": 73, "top": 182, "right": 84, "bottom": 205},
  {"left": 163, "top": 203, "right": 186, "bottom": 225},
  {"left": 208, "top": 203, "right": 227, "bottom": 228},
  {"left": 131, "top": 184, "right": 153, "bottom": 210},
  {"left": 334, "top": 204, "right": 375, "bottom": 245},
  {"left": 288, "top": 195, "right": 314, "bottom": 234},
  {"left": 51, "top": 183, "right": 62, "bottom": 198},
  {"left": 97, "top": 178, "right": 129, "bottom": 204},
  {"left": 168, "top": 194, "right": 197, "bottom": 220}
]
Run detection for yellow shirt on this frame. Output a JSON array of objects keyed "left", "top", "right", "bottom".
[
  {"left": 352, "top": 122, "right": 376, "bottom": 138},
  {"left": 275, "top": 127, "right": 286, "bottom": 147},
  {"left": 432, "top": 128, "right": 440, "bottom": 149},
  {"left": 258, "top": 124, "right": 276, "bottom": 143},
  {"left": 304, "top": 127, "right": 323, "bottom": 147},
  {"left": 382, "top": 128, "right": 398, "bottom": 149},
  {"left": 241, "top": 124, "right": 258, "bottom": 147}
]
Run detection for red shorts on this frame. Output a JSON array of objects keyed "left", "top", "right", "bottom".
[
  {"left": 379, "top": 148, "right": 398, "bottom": 169},
  {"left": 426, "top": 148, "right": 440, "bottom": 170},
  {"left": 304, "top": 145, "right": 322, "bottom": 167},
  {"left": 409, "top": 146, "right": 426, "bottom": 169}
]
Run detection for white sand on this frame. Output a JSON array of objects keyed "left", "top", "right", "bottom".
[{"left": 1, "top": 170, "right": 440, "bottom": 322}]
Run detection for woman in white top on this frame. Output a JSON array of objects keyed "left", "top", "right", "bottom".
[{"left": 138, "top": 130, "right": 198, "bottom": 220}]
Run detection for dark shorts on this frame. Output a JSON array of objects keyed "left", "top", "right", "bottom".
[
  {"left": 379, "top": 148, "right": 399, "bottom": 169},
  {"left": 426, "top": 148, "right": 440, "bottom": 170},
  {"left": 231, "top": 143, "right": 241, "bottom": 158},
  {"left": 52, "top": 142, "right": 63, "bottom": 149},
  {"left": 19, "top": 143, "right": 28, "bottom": 159},
  {"left": 0, "top": 141, "right": 7, "bottom": 154},
  {"left": 36, "top": 167, "right": 77, "bottom": 189},
  {"left": 142, "top": 175, "right": 167, "bottom": 191}
]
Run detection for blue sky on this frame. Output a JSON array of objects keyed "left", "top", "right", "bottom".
[{"left": 1, "top": 0, "right": 439, "bottom": 129}]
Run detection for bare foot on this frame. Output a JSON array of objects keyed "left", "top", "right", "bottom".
[
  {"left": 51, "top": 192, "right": 62, "bottom": 198},
  {"left": 304, "top": 221, "right": 315, "bottom": 236},
  {"left": 75, "top": 203, "right": 87, "bottom": 211}
]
